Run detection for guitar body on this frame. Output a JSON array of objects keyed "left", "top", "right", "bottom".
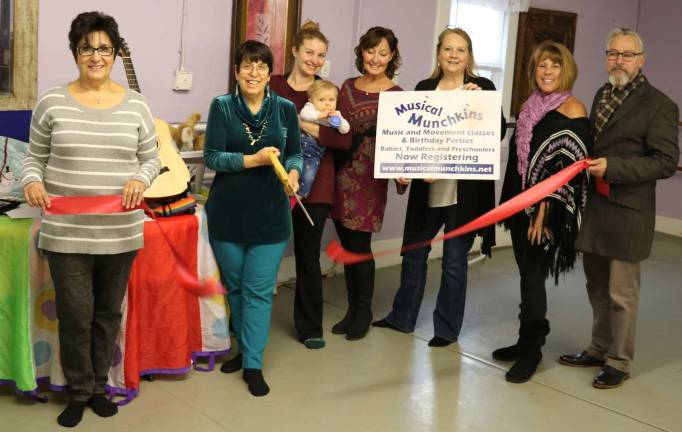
[
  {"left": 118, "top": 39, "right": 190, "bottom": 200},
  {"left": 144, "top": 119, "right": 191, "bottom": 198}
]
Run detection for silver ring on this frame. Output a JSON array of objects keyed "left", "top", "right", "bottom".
[{"left": 133, "top": 188, "right": 141, "bottom": 193}]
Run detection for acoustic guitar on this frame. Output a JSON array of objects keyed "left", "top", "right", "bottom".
[{"left": 118, "top": 39, "right": 191, "bottom": 199}]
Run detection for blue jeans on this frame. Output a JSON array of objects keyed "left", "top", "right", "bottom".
[
  {"left": 210, "top": 239, "right": 288, "bottom": 369},
  {"left": 299, "top": 133, "right": 325, "bottom": 198},
  {"left": 384, "top": 204, "right": 474, "bottom": 341}
]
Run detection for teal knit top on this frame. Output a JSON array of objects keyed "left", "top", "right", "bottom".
[{"left": 204, "top": 88, "right": 302, "bottom": 244}]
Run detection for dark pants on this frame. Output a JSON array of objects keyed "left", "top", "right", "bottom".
[
  {"left": 510, "top": 223, "right": 550, "bottom": 357},
  {"left": 292, "top": 203, "right": 330, "bottom": 340},
  {"left": 47, "top": 250, "right": 137, "bottom": 401},
  {"left": 385, "top": 204, "right": 475, "bottom": 341},
  {"left": 333, "top": 221, "right": 374, "bottom": 324}
]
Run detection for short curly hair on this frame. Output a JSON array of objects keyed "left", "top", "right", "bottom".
[
  {"left": 354, "top": 27, "right": 401, "bottom": 79},
  {"left": 68, "top": 11, "right": 122, "bottom": 61}
]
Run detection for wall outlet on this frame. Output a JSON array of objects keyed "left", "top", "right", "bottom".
[
  {"left": 173, "top": 70, "right": 193, "bottom": 91},
  {"left": 320, "top": 60, "right": 330, "bottom": 78}
]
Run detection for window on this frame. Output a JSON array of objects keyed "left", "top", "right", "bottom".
[
  {"left": 0, "top": 0, "right": 12, "bottom": 94},
  {"left": 0, "top": 0, "right": 37, "bottom": 110},
  {"left": 449, "top": 2, "right": 508, "bottom": 91}
]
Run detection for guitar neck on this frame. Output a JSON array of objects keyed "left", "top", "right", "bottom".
[{"left": 121, "top": 56, "right": 141, "bottom": 93}]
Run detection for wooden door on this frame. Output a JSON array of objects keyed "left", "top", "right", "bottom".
[{"left": 510, "top": 8, "right": 577, "bottom": 117}]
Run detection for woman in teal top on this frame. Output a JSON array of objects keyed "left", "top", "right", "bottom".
[{"left": 204, "top": 40, "right": 302, "bottom": 397}]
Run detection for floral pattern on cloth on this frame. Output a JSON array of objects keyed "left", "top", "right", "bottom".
[{"left": 332, "top": 78, "right": 401, "bottom": 232}]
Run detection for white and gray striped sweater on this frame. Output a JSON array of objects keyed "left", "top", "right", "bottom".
[{"left": 21, "top": 86, "right": 160, "bottom": 254}]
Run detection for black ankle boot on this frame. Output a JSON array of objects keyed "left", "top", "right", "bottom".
[
  {"left": 331, "top": 309, "right": 355, "bottom": 334},
  {"left": 346, "top": 310, "right": 372, "bottom": 341},
  {"left": 505, "top": 352, "right": 542, "bottom": 383},
  {"left": 492, "top": 343, "right": 519, "bottom": 362}
]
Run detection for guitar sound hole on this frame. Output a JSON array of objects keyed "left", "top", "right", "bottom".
[{"left": 159, "top": 166, "right": 170, "bottom": 175}]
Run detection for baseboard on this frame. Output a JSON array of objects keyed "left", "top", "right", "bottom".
[{"left": 655, "top": 215, "right": 682, "bottom": 237}]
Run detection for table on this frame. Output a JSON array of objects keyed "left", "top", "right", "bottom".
[{"left": 0, "top": 206, "right": 230, "bottom": 404}]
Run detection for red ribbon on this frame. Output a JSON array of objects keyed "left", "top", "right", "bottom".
[
  {"left": 43, "top": 195, "right": 225, "bottom": 297},
  {"left": 326, "top": 159, "right": 591, "bottom": 265}
]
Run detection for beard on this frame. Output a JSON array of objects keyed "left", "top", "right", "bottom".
[{"left": 608, "top": 67, "right": 635, "bottom": 88}]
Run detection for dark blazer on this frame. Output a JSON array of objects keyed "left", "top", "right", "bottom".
[
  {"left": 402, "top": 76, "right": 506, "bottom": 255},
  {"left": 575, "top": 79, "right": 679, "bottom": 261}
]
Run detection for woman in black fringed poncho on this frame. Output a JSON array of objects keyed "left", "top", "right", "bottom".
[{"left": 495, "top": 41, "right": 592, "bottom": 384}]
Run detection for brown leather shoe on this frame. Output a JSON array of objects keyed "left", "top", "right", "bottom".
[
  {"left": 593, "top": 365, "right": 630, "bottom": 389},
  {"left": 559, "top": 351, "right": 605, "bottom": 367}
]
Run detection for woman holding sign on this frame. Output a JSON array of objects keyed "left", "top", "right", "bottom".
[
  {"left": 373, "top": 28, "right": 506, "bottom": 347},
  {"left": 495, "top": 41, "right": 590, "bottom": 383},
  {"left": 331, "top": 27, "right": 403, "bottom": 341}
]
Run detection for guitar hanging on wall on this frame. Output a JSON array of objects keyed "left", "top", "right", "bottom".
[{"left": 118, "top": 39, "right": 191, "bottom": 199}]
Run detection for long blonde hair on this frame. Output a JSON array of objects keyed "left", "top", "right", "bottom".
[{"left": 429, "top": 27, "right": 478, "bottom": 80}]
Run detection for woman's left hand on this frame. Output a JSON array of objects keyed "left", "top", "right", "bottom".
[
  {"left": 396, "top": 177, "right": 412, "bottom": 185},
  {"left": 462, "top": 83, "right": 482, "bottom": 91},
  {"left": 122, "top": 180, "right": 146, "bottom": 209},
  {"left": 288, "top": 170, "right": 300, "bottom": 196}
]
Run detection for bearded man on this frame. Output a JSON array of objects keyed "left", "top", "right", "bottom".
[{"left": 559, "top": 27, "right": 679, "bottom": 389}]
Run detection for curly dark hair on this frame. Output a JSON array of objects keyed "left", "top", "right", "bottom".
[
  {"left": 354, "top": 27, "right": 401, "bottom": 79},
  {"left": 68, "top": 11, "right": 122, "bottom": 61}
]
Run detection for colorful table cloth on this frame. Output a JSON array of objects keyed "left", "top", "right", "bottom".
[{"left": 0, "top": 206, "right": 230, "bottom": 403}]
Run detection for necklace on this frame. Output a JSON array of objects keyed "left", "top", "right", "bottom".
[{"left": 243, "top": 118, "right": 269, "bottom": 146}]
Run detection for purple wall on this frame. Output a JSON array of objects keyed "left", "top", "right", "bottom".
[
  {"left": 34, "top": 0, "right": 680, "bottom": 229},
  {"left": 37, "top": 0, "right": 231, "bottom": 123},
  {"left": 637, "top": 0, "right": 682, "bottom": 219}
]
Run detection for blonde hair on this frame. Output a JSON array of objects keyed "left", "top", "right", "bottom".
[
  {"left": 307, "top": 79, "right": 338, "bottom": 99},
  {"left": 528, "top": 41, "right": 577, "bottom": 92},
  {"left": 430, "top": 28, "right": 478, "bottom": 80},
  {"left": 292, "top": 20, "right": 329, "bottom": 50}
]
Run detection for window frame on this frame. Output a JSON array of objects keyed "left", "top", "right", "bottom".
[{"left": 0, "top": 0, "right": 38, "bottom": 110}]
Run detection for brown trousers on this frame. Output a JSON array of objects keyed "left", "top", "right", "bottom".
[{"left": 583, "top": 252, "right": 641, "bottom": 373}]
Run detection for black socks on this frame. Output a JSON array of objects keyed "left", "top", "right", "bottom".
[
  {"left": 88, "top": 394, "right": 118, "bottom": 417},
  {"left": 57, "top": 401, "right": 86, "bottom": 428},
  {"left": 243, "top": 368, "right": 270, "bottom": 396},
  {"left": 220, "top": 353, "right": 243, "bottom": 374},
  {"left": 428, "top": 336, "right": 454, "bottom": 347}
]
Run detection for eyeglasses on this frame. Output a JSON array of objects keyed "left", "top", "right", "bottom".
[
  {"left": 605, "top": 50, "right": 642, "bottom": 61},
  {"left": 77, "top": 46, "right": 115, "bottom": 56},
  {"left": 240, "top": 63, "right": 269, "bottom": 75}
]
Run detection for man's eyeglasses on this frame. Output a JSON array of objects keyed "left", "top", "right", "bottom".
[
  {"left": 240, "top": 63, "right": 269, "bottom": 75},
  {"left": 77, "top": 46, "right": 115, "bottom": 56},
  {"left": 605, "top": 50, "right": 642, "bottom": 61}
]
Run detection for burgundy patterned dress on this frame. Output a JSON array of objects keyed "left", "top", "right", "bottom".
[{"left": 331, "top": 77, "right": 402, "bottom": 232}]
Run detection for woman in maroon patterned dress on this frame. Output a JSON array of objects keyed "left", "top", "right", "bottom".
[{"left": 331, "top": 26, "right": 405, "bottom": 341}]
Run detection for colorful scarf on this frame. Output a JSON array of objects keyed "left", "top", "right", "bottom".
[
  {"left": 593, "top": 73, "right": 646, "bottom": 138},
  {"left": 515, "top": 90, "right": 571, "bottom": 188}
]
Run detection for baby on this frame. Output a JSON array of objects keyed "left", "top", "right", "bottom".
[{"left": 298, "top": 80, "right": 350, "bottom": 198}]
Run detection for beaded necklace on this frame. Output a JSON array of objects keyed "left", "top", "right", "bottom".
[{"left": 242, "top": 118, "right": 269, "bottom": 146}]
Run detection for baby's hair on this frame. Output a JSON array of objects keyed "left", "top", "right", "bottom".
[{"left": 307, "top": 80, "right": 338, "bottom": 99}]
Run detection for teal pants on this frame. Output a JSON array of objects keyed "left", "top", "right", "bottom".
[{"left": 210, "top": 238, "right": 287, "bottom": 369}]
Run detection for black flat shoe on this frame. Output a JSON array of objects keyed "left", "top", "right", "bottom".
[
  {"left": 559, "top": 351, "right": 605, "bottom": 368},
  {"left": 593, "top": 365, "right": 630, "bottom": 389},
  {"left": 492, "top": 343, "right": 519, "bottom": 362}
]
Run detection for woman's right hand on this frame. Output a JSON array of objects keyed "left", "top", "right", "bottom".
[
  {"left": 244, "top": 147, "right": 280, "bottom": 168},
  {"left": 23, "top": 181, "right": 51, "bottom": 209}
]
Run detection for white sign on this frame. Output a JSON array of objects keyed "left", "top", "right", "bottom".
[{"left": 374, "top": 90, "right": 502, "bottom": 179}]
